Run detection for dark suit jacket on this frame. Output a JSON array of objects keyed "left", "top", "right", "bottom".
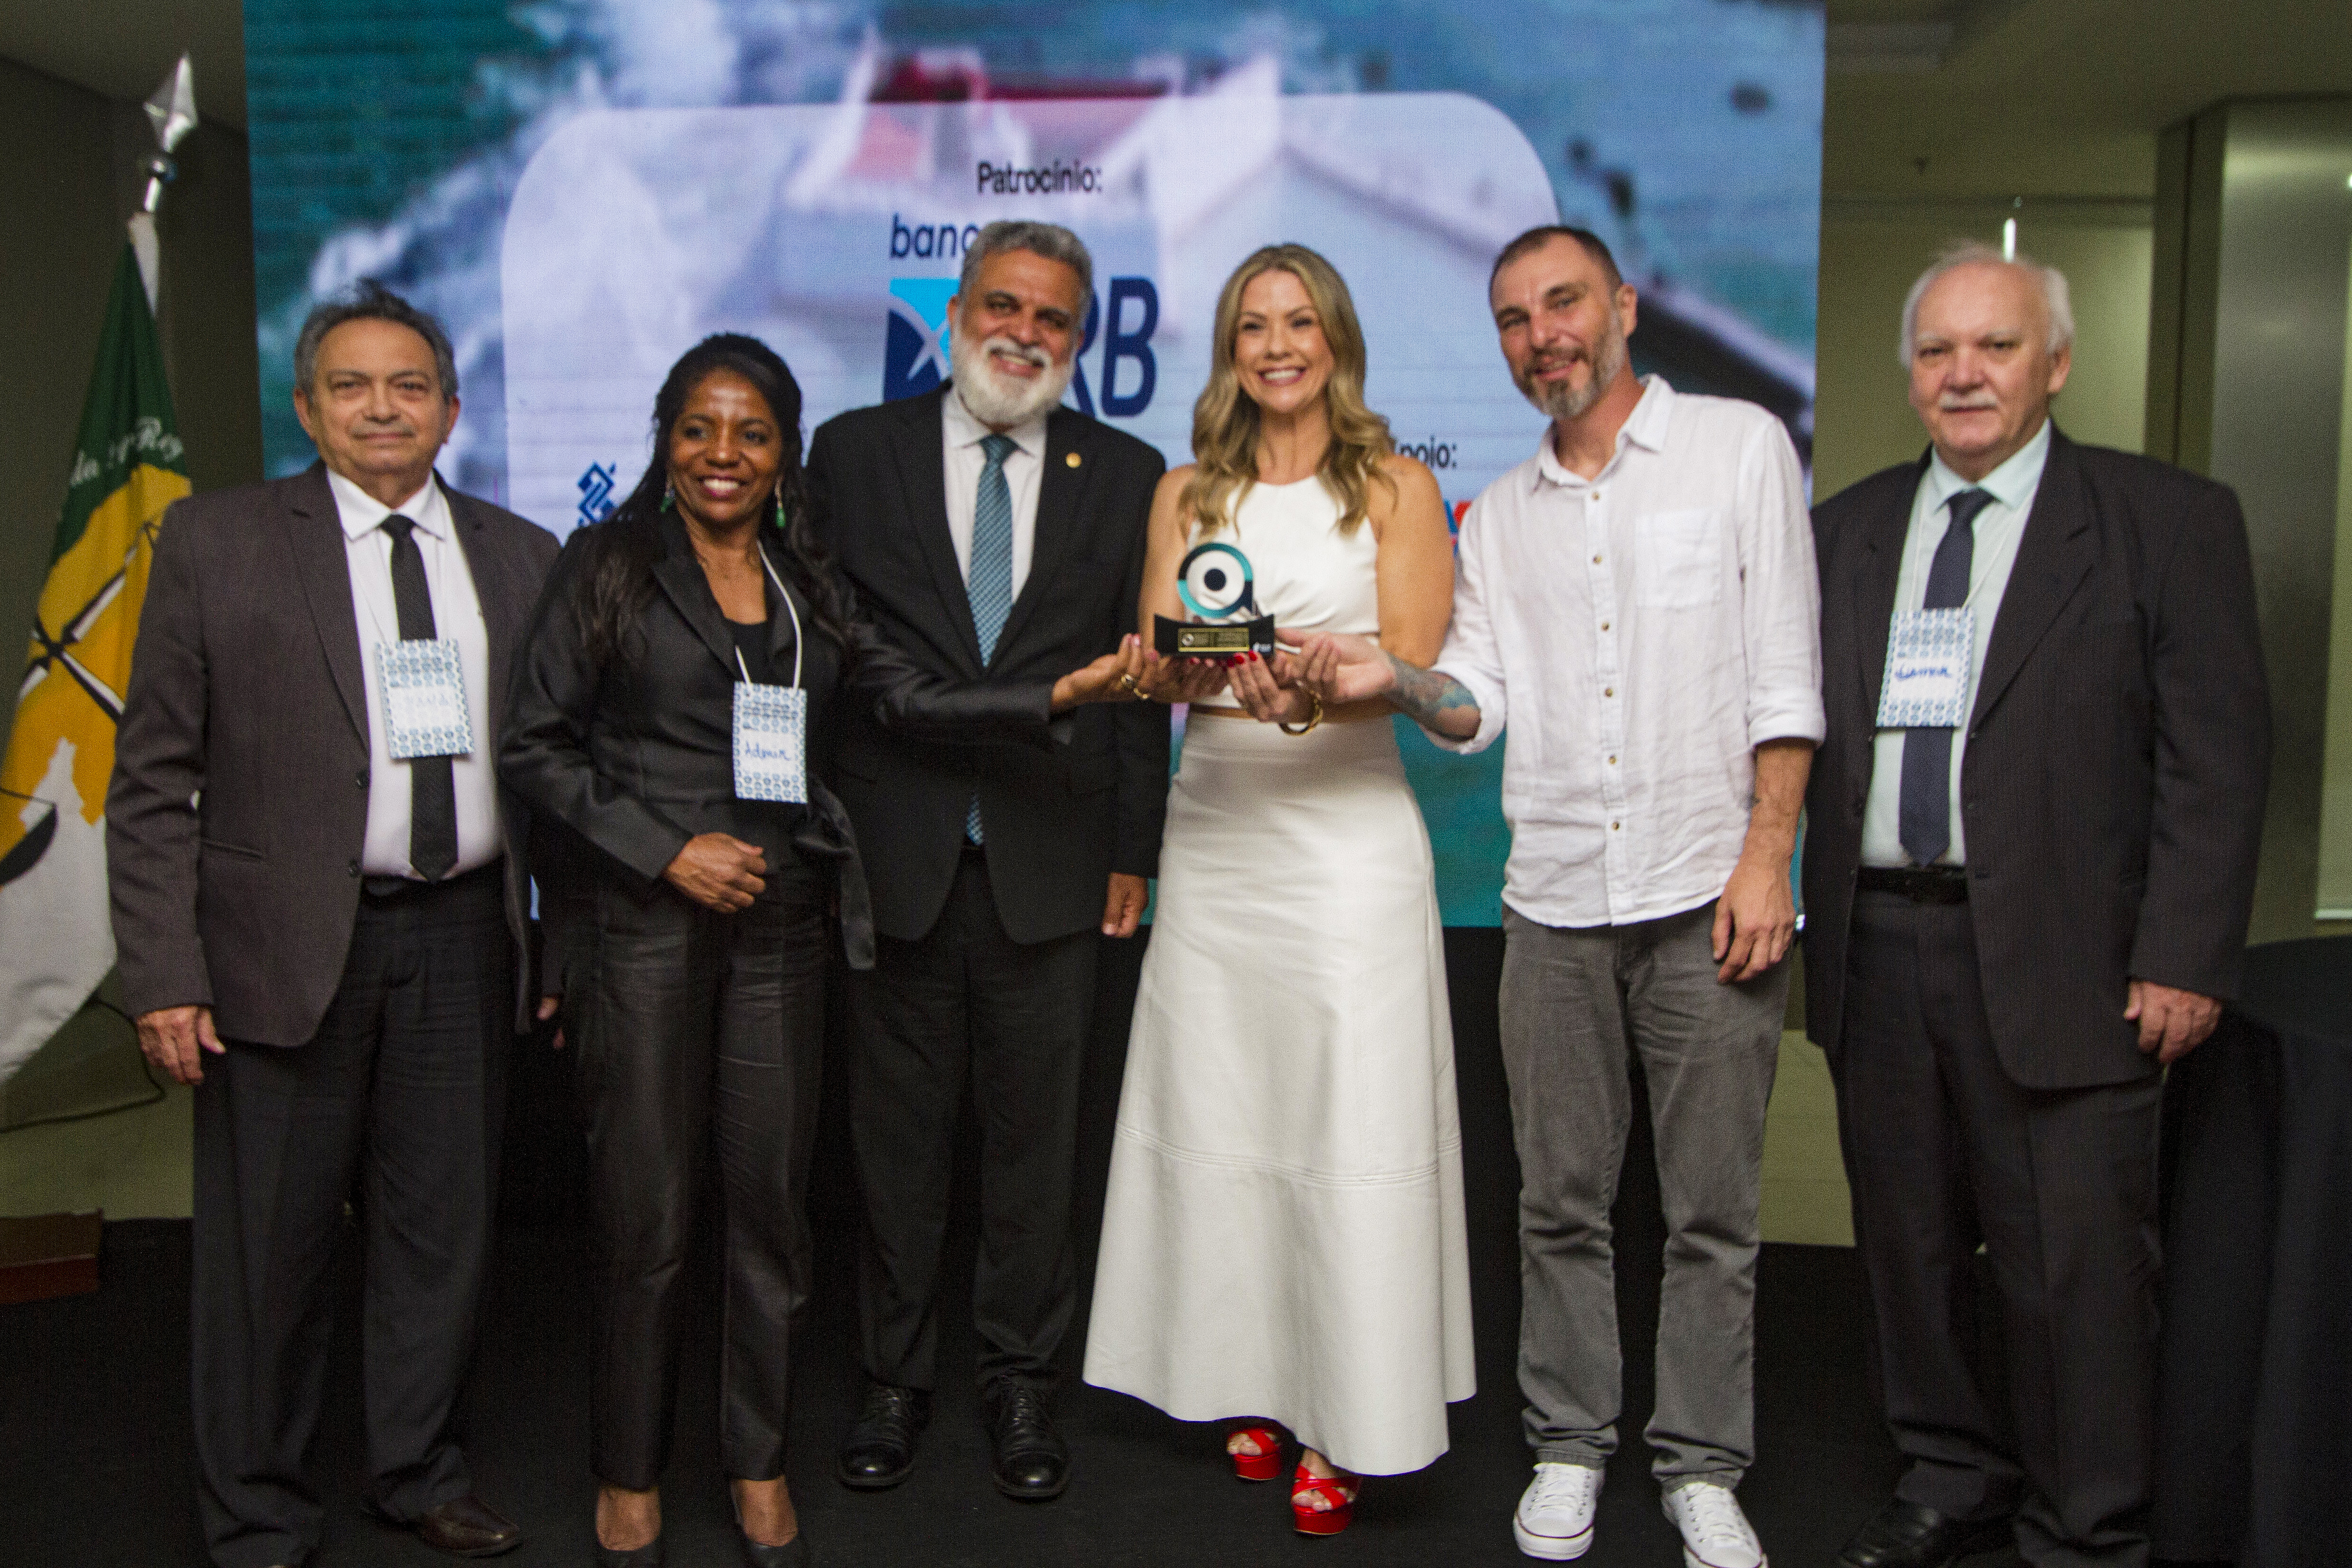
[
  {"left": 807, "top": 385, "right": 1169, "bottom": 946},
  {"left": 1801, "top": 428, "right": 2271, "bottom": 1089},
  {"left": 107, "top": 462, "right": 559, "bottom": 1045},
  {"left": 499, "top": 513, "right": 1069, "bottom": 972}
]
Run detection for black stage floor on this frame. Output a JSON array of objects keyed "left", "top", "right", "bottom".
[{"left": 5, "top": 931, "right": 2041, "bottom": 1568}]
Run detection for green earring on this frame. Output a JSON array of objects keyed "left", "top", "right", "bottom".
[{"left": 660, "top": 481, "right": 674, "bottom": 512}]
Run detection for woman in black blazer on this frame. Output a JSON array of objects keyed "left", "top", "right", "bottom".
[{"left": 501, "top": 334, "right": 1143, "bottom": 1567}]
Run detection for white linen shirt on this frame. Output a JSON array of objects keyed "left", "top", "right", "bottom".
[
  {"left": 1858, "top": 418, "right": 2051, "bottom": 868},
  {"left": 1432, "top": 377, "right": 1825, "bottom": 928},
  {"left": 941, "top": 383, "right": 1048, "bottom": 600},
  {"left": 329, "top": 469, "right": 501, "bottom": 879}
]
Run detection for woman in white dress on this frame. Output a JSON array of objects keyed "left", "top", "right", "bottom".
[{"left": 1082, "top": 244, "right": 1474, "bottom": 1535}]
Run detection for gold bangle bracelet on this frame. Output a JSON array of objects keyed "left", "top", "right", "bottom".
[{"left": 1279, "top": 690, "right": 1325, "bottom": 736}]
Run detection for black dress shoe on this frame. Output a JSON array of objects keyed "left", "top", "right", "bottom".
[
  {"left": 984, "top": 1381, "right": 1069, "bottom": 1501},
  {"left": 1839, "top": 1500, "right": 2012, "bottom": 1568},
  {"left": 411, "top": 1494, "right": 526, "bottom": 1559},
  {"left": 736, "top": 1531, "right": 812, "bottom": 1568},
  {"left": 594, "top": 1540, "right": 663, "bottom": 1568},
  {"left": 837, "top": 1382, "right": 931, "bottom": 1490}
]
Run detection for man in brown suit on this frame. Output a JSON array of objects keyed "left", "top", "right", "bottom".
[
  {"left": 108, "top": 282, "right": 557, "bottom": 1568},
  {"left": 1803, "top": 245, "right": 2269, "bottom": 1568}
]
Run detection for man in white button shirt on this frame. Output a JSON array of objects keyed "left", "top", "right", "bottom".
[
  {"left": 1803, "top": 248, "right": 2266, "bottom": 1568},
  {"left": 109, "top": 282, "right": 558, "bottom": 1568},
  {"left": 1295, "top": 225, "right": 1822, "bottom": 1568}
]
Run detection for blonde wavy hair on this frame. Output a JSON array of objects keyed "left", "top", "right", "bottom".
[{"left": 1181, "top": 244, "right": 1394, "bottom": 537}]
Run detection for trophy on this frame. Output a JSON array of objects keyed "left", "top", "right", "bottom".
[{"left": 1155, "top": 542, "right": 1277, "bottom": 659}]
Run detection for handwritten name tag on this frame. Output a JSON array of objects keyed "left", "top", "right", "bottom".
[
  {"left": 377, "top": 638, "right": 473, "bottom": 759},
  {"left": 1876, "top": 609, "right": 1973, "bottom": 729},
  {"left": 734, "top": 681, "right": 809, "bottom": 804}
]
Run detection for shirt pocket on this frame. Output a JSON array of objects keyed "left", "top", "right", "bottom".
[{"left": 1633, "top": 508, "right": 1725, "bottom": 609}]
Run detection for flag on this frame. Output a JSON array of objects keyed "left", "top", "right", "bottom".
[{"left": 0, "top": 242, "right": 188, "bottom": 1084}]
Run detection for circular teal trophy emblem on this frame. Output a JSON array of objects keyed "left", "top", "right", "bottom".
[{"left": 1156, "top": 541, "right": 1276, "bottom": 658}]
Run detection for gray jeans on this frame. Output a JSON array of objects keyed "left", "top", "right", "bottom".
[{"left": 1499, "top": 901, "right": 1784, "bottom": 1486}]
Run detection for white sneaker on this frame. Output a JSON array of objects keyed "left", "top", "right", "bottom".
[
  {"left": 1663, "top": 1480, "right": 1766, "bottom": 1568},
  {"left": 1513, "top": 1462, "right": 1601, "bottom": 1560}
]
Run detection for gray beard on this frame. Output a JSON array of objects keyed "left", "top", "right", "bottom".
[
  {"left": 950, "top": 335, "right": 1075, "bottom": 427},
  {"left": 1519, "top": 314, "right": 1629, "bottom": 425}
]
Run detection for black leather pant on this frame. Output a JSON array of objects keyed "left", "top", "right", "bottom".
[{"left": 573, "top": 856, "right": 826, "bottom": 1489}]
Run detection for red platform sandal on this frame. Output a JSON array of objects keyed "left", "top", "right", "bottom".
[
  {"left": 1227, "top": 1425, "right": 1284, "bottom": 1481},
  {"left": 1291, "top": 1460, "right": 1360, "bottom": 1536}
]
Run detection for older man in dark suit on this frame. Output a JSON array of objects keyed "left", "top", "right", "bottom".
[
  {"left": 1803, "top": 244, "right": 2270, "bottom": 1568},
  {"left": 806, "top": 220, "right": 1170, "bottom": 1502},
  {"left": 109, "top": 282, "right": 557, "bottom": 1568}
]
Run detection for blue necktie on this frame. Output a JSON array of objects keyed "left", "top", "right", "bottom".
[
  {"left": 966, "top": 432, "right": 1016, "bottom": 844},
  {"left": 1897, "top": 487, "right": 1995, "bottom": 867}
]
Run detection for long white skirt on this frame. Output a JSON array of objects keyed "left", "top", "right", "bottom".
[{"left": 1082, "top": 714, "right": 1475, "bottom": 1475}]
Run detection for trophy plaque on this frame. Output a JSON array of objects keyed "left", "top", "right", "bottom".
[{"left": 1155, "top": 541, "right": 1277, "bottom": 659}]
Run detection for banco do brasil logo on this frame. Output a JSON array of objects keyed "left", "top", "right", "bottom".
[{"left": 882, "top": 221, "right": 1161, "bottom": 418}]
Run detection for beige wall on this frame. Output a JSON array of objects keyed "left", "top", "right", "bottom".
[{"left": 1815, "top": 206, "right": 2154, "bottom": 502}]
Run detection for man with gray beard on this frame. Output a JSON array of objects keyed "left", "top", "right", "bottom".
[
  {"left": 1286, "top": 225, "right": 1821, "bottom": 1567},
  {"left": 805, "top": 220, "right": 1168, "bottom": 1502}
]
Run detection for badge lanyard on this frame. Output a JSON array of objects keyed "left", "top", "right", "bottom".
[{"left": 731, "top": 549, "right": 809, "bottom": 804}]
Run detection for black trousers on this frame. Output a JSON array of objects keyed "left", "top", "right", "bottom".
[
  {"left": 574, "top": 857, "right": 826, "bottom": 1489},
  {"left": 191, "top": 868, "right": 510, "bottom": 1568},
  {"left": 1833, "top": 891, "right": 2161, "bottom": 1568},
  {"left": 848, "top": 849, "right": 1097, "bottom": 1393}
]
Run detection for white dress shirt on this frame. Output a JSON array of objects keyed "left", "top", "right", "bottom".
[
  {"left": 328, "top": 469, "right": 500, "bottom": 879},
  {"left": 1859, "top": 418, "right": 2051, "bottom": 868},
  {"left": 942, "top": 383, "right": 1048, "bottom": 598},
  {"left": 1432, "top": 377, "right": 1825, "bottom": 928}
]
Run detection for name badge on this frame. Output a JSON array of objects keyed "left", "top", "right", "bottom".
[
  {"left": 377, "top": 638, "right": 473, "bottom": 759},
  {"left": 1876, "top": 608, "right": 1973, "bottom": 729},
  {"left": 733, "top": 681, "right": 809, "bottom": 804}
]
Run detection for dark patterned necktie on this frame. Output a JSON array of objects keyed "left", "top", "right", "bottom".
[
  {"left": 1897, "top": 487, "right": 1994, "bottom": 867},
  {"left": 966, "top": 433, "right": 1016, "bottom": 844},
  {"left": 381, "top": 515, "right": 458, "bottom": 881}
]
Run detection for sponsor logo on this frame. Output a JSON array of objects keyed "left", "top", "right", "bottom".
[
  {"left": 891, "top": 214, "right": 983, "bottom": 261},
  {"left": 883, "top": 271, "right": 1161, "bottom": 419},
  {"left": 883, "top": 277, "right": 961, "bottom": 402},
  {"left": 576, "top": 461, "right": 618, "bottom": 529},
  {"left": 1398, "top": 438, "right": 1457, "bottom": 470},
  {"left": 977, "top": 160, "right": 1102, "bottom": 196}
]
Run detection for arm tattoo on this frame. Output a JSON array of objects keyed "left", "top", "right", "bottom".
[{"left": 1383, "top": 652, "right": 1481, "bottom": 737}]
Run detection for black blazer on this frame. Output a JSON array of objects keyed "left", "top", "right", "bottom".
[
  {"left": 108, "top": 462, "right": 558, "bottom": 1044},
  {"left": 807, "top": 385, "right": 1169, "bottom": 946},
  {"left": 499, "top": 513, "right": 1064, "bottom": 968},
  {"left": 1800, "top": 428, "right": 2271, "bottom": 1089}
]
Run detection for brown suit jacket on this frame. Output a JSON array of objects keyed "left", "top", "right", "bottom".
[
  {"left": 107, "top": 461, "right": 559, "bottom": 1045},
  {"left": 1801, "top": 428, "right": 2271, "bottom": 1088}
]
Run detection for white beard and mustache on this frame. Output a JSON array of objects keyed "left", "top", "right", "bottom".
[
  {"left": 950, "top": 332, "right": 1076, "bottom": 427},
  {"left": 1515, "top": 305, "right": 1630, "bottom": 425}
]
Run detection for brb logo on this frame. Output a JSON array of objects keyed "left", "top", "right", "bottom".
[{"left": 883, "top": 255, "right": 1161, "bottom": 419}]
